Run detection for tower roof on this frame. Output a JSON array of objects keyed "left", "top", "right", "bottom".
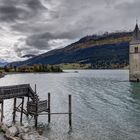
[{"left": 130, "top": 23, "right": 140, "bottom": 44}]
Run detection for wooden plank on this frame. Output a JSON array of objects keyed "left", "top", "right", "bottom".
[
  {"left": 48, "top": 93, "right": 51, "bottom": 123},
  {"left": 0, "top": 92, "right": 28, "bottom": 99},
  {"left": 38, "top": 112, "right": 72, "bottom": 115},
  {"left": 38, "top": 100, "right": 47, "bottom": 113},
  {"left": 1, "top": 101, "right": 3, "bottom": 122},
  {"left": 0, "top": 88, "right": 28, "bottom": 95},
  {"left": 0, "top": 84, "right": 36, "bottom": 100},
  {"left": 69, "top": 95, "right": 72, "bottom": 128},
  {"left": 34, "top": 84, "right": 38, "bottom": 129},
  {"left": 27, "top": 100, "right": 48, "bottom": 114},
  {"left": 0, "top": 84, "right": 30, "bottom": 94},
  {"left": 20, "top": 97, "right": 24, "bottom": 125},
  {"left": 0, "top": 84, "right": 30, "bottom": 89},
  {"left": 13, "top": 98, "right": 17, "bottom": 124}
]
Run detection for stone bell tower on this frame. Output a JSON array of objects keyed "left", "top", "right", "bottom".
[{"left": 129, "top": 23, "right": 140, "bottom": 82}]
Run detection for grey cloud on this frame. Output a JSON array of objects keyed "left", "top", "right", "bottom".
[
  {"left": 0, "top": 0, "right": 47, "bottom": 22},
  {"left": 11, "top": 0, "right": 122, "bottom": 37},
  {"left": 26, "top": 31, "right": 77, "bottom": 50},
  {"left": 113, "top": 0, "right": 140, "bottom": 27},
  {"left": 115, "top": 0, "right": 140, "bottom": 17},
  {"left": 26, "top": 33, "right": 52, "bottom": 50},
  {"left": 14, "top": 41, "right": 25, "bottom": 57},
  {"left": 0, "top": 6, "right": 29, "bottom": 22},
  {"left": 0, "top": 0, "right": 139, "bottom": 61},
  {"left": 13, "top": 30, "right": 77, "bottom": 57},
  {"left": 14, "top": 38, "right": 41, "bottom": 57}
]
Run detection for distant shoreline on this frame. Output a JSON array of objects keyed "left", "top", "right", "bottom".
[
  {"left": 0, "top": 69, "right": 130, "bottom": 77},
  {"left": 5, "top": 71, "right": 64, "bottom": 74},
  {"left": 5, "top": 69, "right": 129, "bottom": 74}
]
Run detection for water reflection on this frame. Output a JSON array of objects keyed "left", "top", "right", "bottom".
[{"left": 130, "top": 82, "right": 140, "bottom": 100}]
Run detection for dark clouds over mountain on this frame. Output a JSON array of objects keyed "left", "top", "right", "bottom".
[{"left": 0, "top": 0, "right": 139, "bottom": 62}]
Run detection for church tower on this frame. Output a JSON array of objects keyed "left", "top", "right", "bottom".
[{"left": 129, "top": 23, "right": 140, "bottom": 82}]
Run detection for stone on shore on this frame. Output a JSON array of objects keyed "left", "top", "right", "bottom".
[
  {"left": 1, "top": 123, "right": 49, "bottom": 140},
  {"left": 1, "top": 123, "right": 9, "bottom": 132},
  {"left": 6, "top": 125, "right": 18, "bottom": 137},
  {"left": 20, "top": 131, "right": 49, "bottom": 140},
  {"left": 6, "top": 136, "right": 22, "bottom": 140}
]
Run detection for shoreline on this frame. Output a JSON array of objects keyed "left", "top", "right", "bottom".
[
  {"left": 0, "top": 69, "right": 129, "bottom": 76},
  {"left": 0, "top": 122, "right": 49, "bottom": 140}
]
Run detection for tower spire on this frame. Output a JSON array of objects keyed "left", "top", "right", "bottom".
[
  {"left": 132, "top": 21, "right": 140, "bottom": 41},
  {"left": 136, "top": 19, "right": 138, "bottom": 24}
]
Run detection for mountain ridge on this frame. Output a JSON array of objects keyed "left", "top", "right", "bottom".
[{"left": 8, "top": 31, "right": 132, "bottom": 69}]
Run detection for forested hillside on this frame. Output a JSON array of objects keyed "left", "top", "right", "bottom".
[{"left": 9, "top": 31, "right": 132, "bottom": 69}]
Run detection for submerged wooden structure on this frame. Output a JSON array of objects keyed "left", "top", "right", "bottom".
[{"left": 0, "top": 84, "right": 72, "bottom": 128}]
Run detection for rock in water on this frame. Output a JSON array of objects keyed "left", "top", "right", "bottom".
[
  {"left": 6, "top": 125, "right": 18, "bottom": 137},
  {"left": 21, "top": 133, "right": 30, "bottom": 140},
  {"left": 1, "top": 124, "right": 8, "bottom": 132},
  {"left": 1, "top": 123, "right": 49, "bottom": 140},
  {"left": 6, "top": 136, "right": 22, "bottom": 140}
]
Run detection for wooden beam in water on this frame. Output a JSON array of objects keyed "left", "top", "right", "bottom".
[
  {"left": 38, "top": 112, "right": 72, "bottom": 115},
  {"left": 35, "top": 105, "right": 38, "bottom": 129},
  {"left": 35, "top": 84, "right": 36, "bottom": 95},
  {"left": 1, "top": 101, "right": 3, "bottom": 122},
  {"left": 34, "top": 84, "right": 38, "bottom": 129},
  {"left": 13, "top": 98, "right": 17, "bottom": 124},
  {"left": 20, "top": 97, "right": 24, "bottom": 125},
  {"left": 27, "top": 97, "right": 30, "bottom": 117},
  {"left": 48, "top": 93, "right": 51, "bottom": 123},
  {"left": 28, "top": 96, "right": 30, "bottom": 102},
  {"left": 68, "top": 95, "right": 72, "bottom": 128}
]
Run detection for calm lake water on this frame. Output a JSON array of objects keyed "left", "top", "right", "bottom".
[{"left": 0, "top": 70, "right": 140, "bottom": 140}]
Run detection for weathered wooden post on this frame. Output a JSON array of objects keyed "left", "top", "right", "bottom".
[
  {"left": 1, "top": 100, "right": 3, "bottom": 122},
  {"left": 68, "top": 95, "right": 72, "bottom": 128},
  {"left": 27, "top": 96, "right": 30, "bottom": 102},
  {"left": 48, "top": 93, "right": 51, "bottom": 123},
  {"left": 35, "top": 102, "right": 38, "bottom": 129},
  {"left": 35, "top": 101, "right": 38, "bottom": 129},
  {"left": 20, "top": 97, "right": 24, "bottom": 125},
  {"left": 34, "top": 84, "right": 38, "bottom": 129},
  {"left": 35, "top": 84, "right": 37, "bottom": 94},
  {"left": 27, "top": 97, "right": 30, "bottom": 117},
  {"left": 13, "top": 98, "right": 17, "bottom": 124}
]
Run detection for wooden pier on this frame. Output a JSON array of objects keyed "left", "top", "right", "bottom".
[{"left": 0, "top": 84, "right": 72, "bottom": 129}]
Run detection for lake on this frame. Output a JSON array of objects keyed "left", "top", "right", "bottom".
[{"left": 0, "top": 70, "right": 140, "bottom": 140}]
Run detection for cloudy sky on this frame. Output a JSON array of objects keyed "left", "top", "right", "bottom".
[{"left": 0, "top": 0, "right": 139, "bottom": 62}]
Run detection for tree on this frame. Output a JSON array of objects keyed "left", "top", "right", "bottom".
[{"left": 4, "top": 66, "right": 9, "bottom": 72}]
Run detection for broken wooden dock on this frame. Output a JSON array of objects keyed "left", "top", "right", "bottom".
[{"left": 0, "top": 84, "right": 72, "bottom": 129}]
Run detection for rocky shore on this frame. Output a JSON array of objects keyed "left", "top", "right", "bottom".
[
  {"left": 0, "top": 122, "right": 49, "bottom": 140},
  {"left": 0, "top": 72, "right": 5, "bottom": 78}
]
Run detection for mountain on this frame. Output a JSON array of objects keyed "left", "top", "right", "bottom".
[
  {"left": 0, "top": 62, "right": 7, "bottom": 67},
  {"left": 9, "top": 31, "right": 132, "bottom": 69},
  {"left": 0, "top": 59, "right": 7, "bottom": 67}
]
